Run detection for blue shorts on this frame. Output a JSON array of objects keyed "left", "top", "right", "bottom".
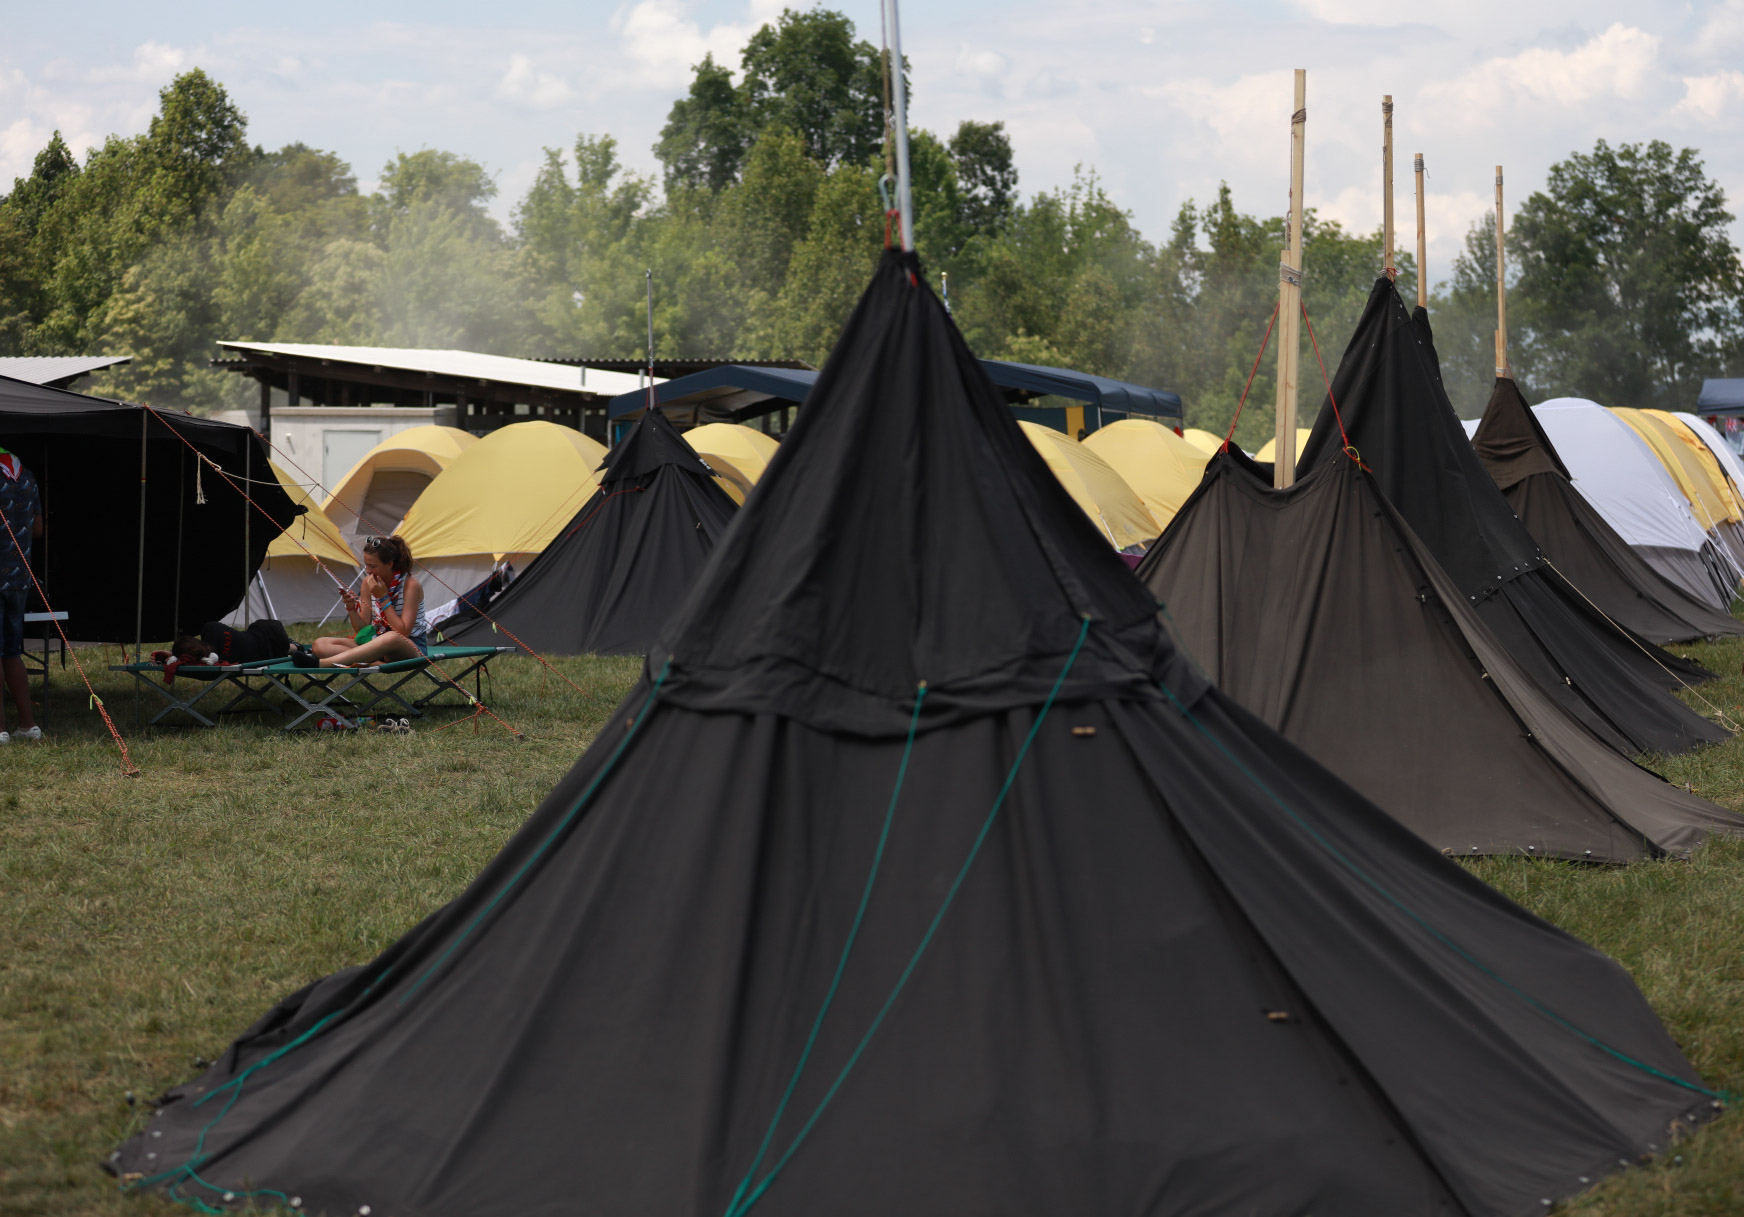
[{"left": 0, "top": 588, "right": 25, "bottom": 659}]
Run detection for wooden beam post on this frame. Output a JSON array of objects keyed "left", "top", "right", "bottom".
[
  {"left": 1414, "top": 153, "right": 1427, "bottom": 309},
  {"left": 1494, "top": 165, "right": 1509, "bottom": 377},
  {"left": 1382, "top": 96, "right": 1395, "bottom": 279},
  {"left": 1274, "top": 69, "right": 1307, "bottom": 489}
]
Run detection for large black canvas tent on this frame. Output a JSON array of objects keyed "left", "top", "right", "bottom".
[
  {"left": 1471, "top": 378, "right": 1744, "bottom": 644},
  {"left": 1296, "top": 283, "right": 1725, "bottom": 757},
  {"left": 1137, "top": 446, "right": 1741, "bottom": 860},
  {"left": 442, "top": 409, "right": 737, "bottom": 656},
  {"left": 115, "top": 252, "right": 1721, "bottom": 1217},
  {"left": 0, "top": 374, "right": 296, "bottom": 642}
]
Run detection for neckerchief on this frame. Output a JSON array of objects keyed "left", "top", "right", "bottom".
[
  {"left": 0, "top": 447, "right": 22, "bottom": 481},
  {"left": 372, "top": 572, "right": 404, "bottom": 632}
]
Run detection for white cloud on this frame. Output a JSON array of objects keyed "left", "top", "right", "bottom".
[
  {"left": 86, "top": 40, "right": 190, "bottom": 84},
  {"left": 606, "top": 0, "right": 767, "bottom": 91},
  {"left": 1422, "top": 23, "right": 1661, "bottom": 121},
  {"left": 496, "top": 54, "right": 574, "bottom": 110},
  {"left": 1675, "top": 70, "right": 1744, "bottom": 122}
]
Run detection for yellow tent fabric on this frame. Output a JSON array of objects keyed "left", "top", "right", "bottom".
[
  {"left": 397, "top": 422, "right": 608, "bottom": 561},
  {"left": 1018, "top": 421, "right": 1160, "bottom": 549},
  {"left": 1181, "top": 428, "right": 1225, "bottom": 456},
  {"left": 322, "top": 425, "right": 476, "bottom": 542},
  {"left": 1253, "top": 428, "right": 1312, "bottom": 465},
  {"left": 1081, "top": 419, "right": 1211, "bottom": 532},
  {"left": 1613, "top": 409, "right": 1734, "bottom": 531},
  {"left": 267, "top": 460, "right": 354, "bottom": 568},
  {"left": 684, "top": 422, "right": 779, "bottom": 505},
  {"left": 1644, "top": 410, "right": 1744, "bottom": 523}
]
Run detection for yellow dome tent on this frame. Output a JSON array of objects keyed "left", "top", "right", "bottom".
[
  {"left": 396, "top": 422, "right": 609, "bottom": 598},
  {"left": 1612, "top": 409, "right": 1734, "bottom": 533},
  {"left": 1254, "top": 428, "right": 1312, "bottom": 465},
  {"left": 323, "top": 425, "right": 476, "bottom": 552},
  {"left": 1018, "top": 421, "right": 1160, "bottom": 550},
  {"left": 227, "top": 462, "right": 358, "bottom": 624},
  {"left": 1641, "top": 408, "right": 1744, "bottom": 573},
  {"left": 1181, "top": 428, "right": 1225, "bottom": 456},
  {"left": 1081, "top": 419, "right": 1211, "bottom": 532},
  {"left": 683, "top": 422, "right": 780, "bottom": 504}
]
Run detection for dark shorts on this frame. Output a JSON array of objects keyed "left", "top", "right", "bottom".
[{"left": 0, "top": 588, "right": 25, "bottom": 659}]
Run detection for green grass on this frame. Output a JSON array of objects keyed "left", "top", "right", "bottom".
[{"left": 3, "top": 631, "right": 1744, "bottom": 1215}]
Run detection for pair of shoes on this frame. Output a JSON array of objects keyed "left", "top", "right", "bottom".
[
  {"left": 374, "top": 717, "right": 414, "bottom": 735},
  {"left": 0, "top": 726, "right": 41, "bottom": 744},
  {"left": 291, "top": 650, "right": 320, "bottom": 669}
]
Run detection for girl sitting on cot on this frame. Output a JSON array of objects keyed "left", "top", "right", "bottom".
[{"left": 292, "top": 534, "right": 428, "bottom": 668}]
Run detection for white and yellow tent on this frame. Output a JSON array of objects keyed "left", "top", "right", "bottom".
[
  {"left": 1253, "top": 427, "right": 1312, "bottom": 466},
  {"left": 226, "top": 461, "right": 358, "bottom": 624},
  {"left": 1018, "top": 421, "right": 1159, "bottom": 550},
  {"left": 396, "top": 422, "right": 609, "bottom": 598},
  {"left": 683, "top": 422, "right": 780, "bottom": 504},
  {"left": 1081, "top": 419, "right": 1211, "bottom": 533},
  {"left": 1181, "top": 428, "right": 1226, "bottom": 456},
  {"left": 323, "top": 425, "right": 476, "bottom": 552}
]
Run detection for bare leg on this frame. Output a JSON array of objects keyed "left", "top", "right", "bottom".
[
  {"left": 2, "top": 655, "right": 34, "bottom": 731},
  {"left": 311, "top": 636, "right": 356, "bottom": 660},
  {"left": 320, "top": 631, "right": 422, "bottom": 667}
]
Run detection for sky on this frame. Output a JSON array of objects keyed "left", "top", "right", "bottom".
[{"left": 4, "top": 0, "right": 1743, "bottom": 288}]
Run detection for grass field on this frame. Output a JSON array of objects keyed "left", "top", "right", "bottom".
[{"left": 3, "top": 629, "right": 1744, "bottom": 1215}]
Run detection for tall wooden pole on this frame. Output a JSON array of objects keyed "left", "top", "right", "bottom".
[
  {"left": 883, "top": 0, "right": 914, "bottom": 251},
  {"left": 1381, "top": 96, "right": 1395, "bottom": 279},
  {"left": 1494, "top": 165, "right": 1509, "bottom": 377},
  {"left": 1274, "top": 69, "right": 1306, "bottom": 489},
  {"left": 1414, "top": 153, "right": 1427, "bottom": 308}
]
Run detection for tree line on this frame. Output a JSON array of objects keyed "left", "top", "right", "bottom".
[{"left": 2, "top": 8, "right": 1739, "bottom": 448}]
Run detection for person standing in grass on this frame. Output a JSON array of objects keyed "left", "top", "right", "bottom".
[
  {"left": 294, "top": 534, "right": 428, "bottom": 668},
  {"left": 0, "top": 447, "right": 43, "bottom": 743}
]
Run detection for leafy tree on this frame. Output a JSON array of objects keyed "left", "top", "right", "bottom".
[
  {"left": 738, "top": 8, "right": 884, "bottom": 170},
  {"left": 948, "top": 120, "right": 1017, "bottom": 237},
  {"left": 654, "top": 54, "right": 747, "bottom": 192},
  {"left": 371, "top": 149, "right": 500, "bottom": 241}
]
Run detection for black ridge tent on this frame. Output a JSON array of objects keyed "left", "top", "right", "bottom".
[
  {"left": 1470, "top": 378, "right": 1744, "bottom": 644},
  {"left": 0, "top": 374, "right": 297, "bottom": 642},
  {"left": 1137, "top": 446, "right": 1741, "bottom": 860},
  {"left": 1297, "top": 283, "right": 1725, "bottom": 757},
  {"left": 115, "top": 252, "right": 1722, "bottom": 1217},
  {"left": 442, "top": 409, "right": 737, "bottom": 656}
]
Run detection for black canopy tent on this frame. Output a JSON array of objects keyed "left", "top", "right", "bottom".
[
  {"left": 1296, "top": 283, "right": 1726, "bottom": 757},
  {"left": 443, "top": 409, "right": 737, "bottom": 656},
  {"left": 117, "top": 252, "right": 1719, "bottom": 1217},
  {"left": 1138, "top": 446, "right": 1741, "bottom": 860},
  {"left": 0, "top": 374, "right": 298, "bottom": 644},
  {"left": 1697, "top": 379, "right": 1744, "bottom": 415},
  {"left": 1471, "top": 377, "right": 1744, "bottom": 644}
]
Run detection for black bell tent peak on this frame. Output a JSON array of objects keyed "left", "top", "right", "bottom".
[
  {"left": 440, "top": 407, "right": 737, "bottom": 656},
  {"left": 113, "top": 251, "right": 1724, "bottom": 1217},
  {"left": 1296, "top": 277, "right": 1727, "bottom": 758},
  {"left": 1138, "top": 442, "right": 1744, "bottom": 861},
  {"left": 1471, "top": 376, "right": 1744, "bottom": 645}
]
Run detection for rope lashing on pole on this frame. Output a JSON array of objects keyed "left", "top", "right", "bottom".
[
  {"left": 1222, "top": 302, "right": 1281, "bottom": 451},
  {"left": 252, "top": 426, "right": 590, "bottom": 700},
  {"left": 141, "top": 406, "right": 524, "bottom": 739},
  {"left": 0, "top": 509, "right": 138, "bottom": 776}
]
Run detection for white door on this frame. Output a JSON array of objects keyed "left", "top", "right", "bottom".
[{"left": 323, "top": 429, "right": 382, "bottom": 492}]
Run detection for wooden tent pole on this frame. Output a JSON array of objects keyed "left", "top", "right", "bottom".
[
  {"left": 1273, "top": 69, "right": 1307, "bottom": 490},
  {"left": 1494, "top": 165, "right": 1509, "bottom": 377},
  {"left": 1414, "top": 153, "right": 1427, "bottom": 308},
  {"left": 1382, "top": 96, "right": 1395, "bottom": 279},
  {"left": 883, "top": 0, "right": 914, "bottom": 251}
]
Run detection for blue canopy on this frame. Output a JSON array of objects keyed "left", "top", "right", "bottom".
[
  {"left": 1697, "top": 379, "right": 1744, "bottom": 415},
  {"left": 608, "top": 361, "right": 1182, "bottom": 433}
]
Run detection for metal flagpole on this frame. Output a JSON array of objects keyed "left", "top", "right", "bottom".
[{"left": 884, "top": 0, "right": 914, "bottom": 250}]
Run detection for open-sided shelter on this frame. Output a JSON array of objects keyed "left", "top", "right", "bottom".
[
  {"left": 1469, "top": 379, "right": 1744, "bottom": 643},
  {"left": 0, "top": 373, "right": 297, "bottom": 642},
  {"left": 321, "top": 425, "right": 474, "bottom": 551},
  {"left": 1530, "top": 399, "right": 1737, "bottom": 609},
  {"left": 1139, "top": 443, "right": 1740, "bottom": 859},
  {"left": 1081, "top": 419, "right": 1210, "bottom": 532},
  {"left": 1296, "top": 283, "right": 1724, "bottom": 757},
  {"left": 116, "top": 250, "right": 1722, "bottom": 1217},
  {"left": 1017, "top": 421, "right": 1158, "bottom": 549},
  {"left": 442, "top": 410, "right": 736, "bottom": 656},
  {"left": 394, "top": 421, "right": 608, "bottom": 598},
  {"left": 226, "top": 462, "right": 357, "bottom": 625}
]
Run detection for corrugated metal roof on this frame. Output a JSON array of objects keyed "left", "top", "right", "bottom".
[
  {"left": 215, "top": 342, "right": 657, "bottom": 397},
  {"left": 0, "top": 355, "right": 131, "bottom": 385}
]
